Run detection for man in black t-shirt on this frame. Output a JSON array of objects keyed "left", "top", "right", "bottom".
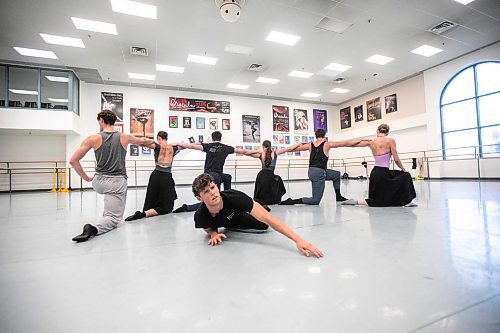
[
  {"left": 192, "top": 173, "right": 323, "bottom": 257},
  {"left": 173, "top": 131, "right": 257, "bottom": 212}
]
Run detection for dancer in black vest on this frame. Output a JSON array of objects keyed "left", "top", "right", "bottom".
[{"left": 280, "top": 129, "right": 364, "bottom": 205}]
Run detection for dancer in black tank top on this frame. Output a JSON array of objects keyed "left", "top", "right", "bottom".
[{"left": 279, "top": 129, "right": 366, "bottom": 205}]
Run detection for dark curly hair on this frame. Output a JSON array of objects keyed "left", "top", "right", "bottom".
[
  {"left": 192, "top": 173, "right": 215, "bottom": 196},
  {"left": 97, "top": 110, "right": 117, "bottom": 125}
]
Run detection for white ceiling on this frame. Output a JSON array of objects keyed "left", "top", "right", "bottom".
[{"left": 0, "top": 0, "right": 499, "bottom": 105}]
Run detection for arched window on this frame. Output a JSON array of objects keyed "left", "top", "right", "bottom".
[{"left": 440, "top": 61, "right": 500, "bottom": 159}]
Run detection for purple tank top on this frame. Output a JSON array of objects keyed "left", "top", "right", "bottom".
[{"left": 374, "top": 152, "right": 391, "bottom": 168}]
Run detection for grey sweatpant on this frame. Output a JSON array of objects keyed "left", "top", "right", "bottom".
[
  {"left": 92, "top": 174, "right": 128, "bottom": 234},
  {"left": 301, "top": 167, "right": 341, "bottom": 205}
]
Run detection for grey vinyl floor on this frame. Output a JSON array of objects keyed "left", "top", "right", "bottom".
[{"left": 0, "top": 179, "right": 499, "bottom": 333}]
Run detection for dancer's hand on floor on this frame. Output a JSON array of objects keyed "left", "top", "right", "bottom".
[
  {"left": 296, "top": 240, "right": 324, "bottom": 258},
  {"left": 208, "top": 233, "right": 227, "bottom": 246}
]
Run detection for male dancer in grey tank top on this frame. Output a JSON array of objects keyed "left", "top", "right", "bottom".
[{"left": 70, "top": 110, "right": 154, "bottom": 242}]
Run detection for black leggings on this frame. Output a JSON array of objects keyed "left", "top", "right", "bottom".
[{"left": 227, "top": 213, "right": 269, "bottom": 230}]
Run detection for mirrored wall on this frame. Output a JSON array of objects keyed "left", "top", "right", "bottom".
[{"left": 0, "top": 64, "right": 79, "bottom": 115}]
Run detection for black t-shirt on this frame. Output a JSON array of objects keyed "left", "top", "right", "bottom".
[
  {"left": 194, "top": 190, "right": 254, "bottom": 229},
  {"left": 202, "top": 142, "right": 235, "bottom": 173}
]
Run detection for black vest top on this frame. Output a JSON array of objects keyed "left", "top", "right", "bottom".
[{"left": 309, "top": 141, "right": 328, "bottom": 169}]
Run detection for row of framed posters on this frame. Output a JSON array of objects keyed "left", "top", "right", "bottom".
[
  {"left": 273, "top": 106, "right": 328, "bottom": 133},
  {"left": 339, "top": 94, "right": 398, "bottom": 129}
]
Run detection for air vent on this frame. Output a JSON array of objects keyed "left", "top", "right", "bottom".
[
  {"left": 429, "top": 21, "right": 456, "bottom": 34},
  {"left": 334, "top": 77, "right": 346, "bottom": 84},
  {"left": 130, "top": 46, "right": 148, "bottom": 56},
  {"left": 247, "top": 63, "right": 264, "bottom": 72}
]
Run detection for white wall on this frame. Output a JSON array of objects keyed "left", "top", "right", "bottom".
[{"left": 1, "top": 42, "right": 499, "bottom": 191}]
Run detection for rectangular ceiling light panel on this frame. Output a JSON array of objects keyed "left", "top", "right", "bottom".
[
  {"left": 365, "top": 54, "right": 394, "bottom": 65},
  {"left": 324, "top": 62, "right": 351, "bottom": 72},
  {"left": 48, "top": 98, "right": 69, "bottom": 103},
  {"left": 330, "top": 88, "right": 350, "bottom": 93},
  {"left": 453, "top": 0, "right": 475, "bottom": 4},
  {"left": 111, "top": 0, "right": 157, "bottom": 19},
  {"left": 227, "top": 83, "right": 249, "bottom": 90},
  {"left": 265, "top": 31, "right": 301, "bottom": 46},
  {"left": 40, "top": 33, "right": 85, "bottom": 48},
  {"left": 187, "top": 54, "right": 218, "bottom": 65},
  {"left": 71, "top": 17, "right": 118, "bottom": 35},
  {"left": 156, "top": 64, "right": 184, "bottom": 73},
  {"left": 224, "top": 44, "right": 254, "bottom": 55},
  {"left": 289, "top": 70, "right": 313, "bottom": 78},
  {"left": 411, "top": 44, "right": 443, "bottom": 57},
  {"left": 128, "top": 72, "right": 155, "bottom": 80},
  {"left": 13, "top": 47, "right": 58, "bottom": 59},
  {"left": 315, "top": 17, "right": 353, "bottom": 34},
  {"left": 9, "top": 89, "right": 39, "bottom": 95},
  {"left": 301, "top": 92, "right": 321, "bottom": 98},
  {"left": 256, "top": 77, "right": 279, "bottom": 84},
  {"left": 45, "top": 76, "right": 69, "bottom": 82}
]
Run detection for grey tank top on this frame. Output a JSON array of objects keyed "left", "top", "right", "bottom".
[{"left": 95, "top": 131, "right": 127, "bottom": 177}]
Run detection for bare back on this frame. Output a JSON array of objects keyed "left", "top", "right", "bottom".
[
  {"left": 158, "top": 141, "right": 174, "bottom": 165},
  {"left": 369, "top": 136, "right": 393, "bottom": 156}
]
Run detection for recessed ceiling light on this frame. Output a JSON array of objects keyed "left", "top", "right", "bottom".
[
  {"left": 330, "top": 88, "right": 350, "bottom": 94},
  {"left": 128, "top": 72, "right": 155, "bottom": 80},
  {"left": 45, "top": 76, "right": 69, "bottom": 82},
  {"left": 301, "top": 92, "right": 321, "bottom": 98},
  {"left": 265, "top": 31, "right": 301, "bottom": 46},
  {"left": 224, "top": 44, "right": 254, "bottom": 55},
  {"left": 40, "top": 33, "right": 85, "bottom": 48},
  {"left": 111, "top": 0, "right": 157, "bottom": 19},
  {"left": 256, "top": 77, "right": 279, "bottom": 84},
  {"left": 187, "top": 54, "right": 218, "bottom": 65},
  {"left": 9, "top": 89, "right": 39, "bottom": 95},
  {"left": 48, "top": 98, "right": 68, "bottom": 103},
  {"left": 453, "top": 0, "right": 475, "bottom": 4},
  {"left": 324, "top": 63, "right": 351, "bottom": 72},
  {"left": 71, "top": 17, "right": 118, "bottom": 35},
  {"left": 365, "top": 54, "right": 394, "bottom": 65},
  {"left": 156, "top": 64, "right": 184, "bottom": 73},
  {"left": 289, "top": 70, "right": 313, "bottom": 79},
  {"left": 227, "top": 83, "right": 249, "bottom": 90},
  {"left": 411, "top": 44, "right": 443, "bottom": 57},
  {"left": 13, "top": 47, "right": 58, "bottom": 59}
]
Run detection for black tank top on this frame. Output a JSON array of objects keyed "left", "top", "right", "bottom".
[{"left": 309, "top": 141, "right": 328, "bottom": 169}]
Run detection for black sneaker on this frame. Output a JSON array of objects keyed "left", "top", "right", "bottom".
[
  {"left": 72, "top": 224, "right": 98, "bottom": 243},
  {"left": 125, "top": 211, "right": 146, "bottom": 221}
]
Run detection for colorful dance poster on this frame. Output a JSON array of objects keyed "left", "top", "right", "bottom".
[
  {"left": 169, "top": 97, "right": 230, "bottom": 114},
  {"left": 367, "top": 97, "right": 382, "bottom": 122},
  {"left": 385, "top": 94, "right": 397, "bottom": 113},
  {"left": 242, "top": 115, "right": 261, "bottom": 143},
  {"left": 130, "top": 108, "right": 154, "bottom": 138},
  {"left": 293, "top": 109, "right": 308, "bottom": 133},
  {"left": 313, "top": 109, "right": 328, "bottom": 132},
  {"left": 340, "top": 106, "right": 351, "bottom": 129},
  {"left": 169, "top": 116, "right": 178, "bottom": 128},
  {"left": 101, "top": 92, "right": 123, "bottom": 122},
  {"left": 196, "top": 117, "right": 205, "bottom": 129},
  {"left": 273, "top": 105, "right": 289, "bottom": 132}
]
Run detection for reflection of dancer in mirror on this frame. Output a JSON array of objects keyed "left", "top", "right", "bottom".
[
  {"left": 191, "top": 173, "right": 323, "bottom": 258},
  {"left": 342, "top": 124, "right": 417, "bottom": 207},
  {"left": 125, "top": 131, "right": 184, "bottom": 221},
  {"left": 70, "top": 110, "right": 154, "bottom": 242}
]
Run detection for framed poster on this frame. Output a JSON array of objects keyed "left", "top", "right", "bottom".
[
  {"left": 101, "top": 92, "right": 123, "bottom": 122},
  {"left": 272, "top": 105, "right": 289, "bottom": 132},
  {"left": 313, "top": 109, "right": 328, "bottom": 132},
  {"left": 354, "top": 105, "right": 364, "bottom": 122},
  {"left": 142, "top": 147, "right": 151, "bottom": 155},
  {"left": 130, "top": 145, "right": 139, "bottom": 156},
  {"left": 340, "top": 106, "right": 351, "bottom": 129},
  {"left": 209, "top": 118, "right": 218, "bottom": 130},
  {"left": 196, "top": 117, "right": 205, "bottom": 129},
  {"left": 385, "top": 94, "right": 397, "bottom": 113},
  {"left": 183, "top": 117, "right": 191, "bottom": 128},
  {"left": 367, "top": 97, "right": 382, "bottom": 122},
  {"left": 293, "top": 109, "right": 308, "bottom": 133},
  {"left": 113, "top": 123, "right": 124, "bottom": 133},
  {"left": 130, "top": 108, "right": 154, "bottom": 138},
  {"left": 242, "top": 115, "right": 261, "bottom": 143},
  {"left": 169, "top": 97, "right": 230, "bottom": 114},
  {"left": 169, "top": 116, "right": 178, "bottom": 128},
  {"left": 222, "top": 119, "right": 230, "bottom": 130}
]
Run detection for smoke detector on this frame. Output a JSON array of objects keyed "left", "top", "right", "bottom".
[
  {"left": 215, "top": 0, "right": 245, "bottom": 23},
  {"left": 247, "top": 63, "right": 264, "bottom": 72},
  {"left": 334, "top": 77, "right": 346, "bottom": 84}
]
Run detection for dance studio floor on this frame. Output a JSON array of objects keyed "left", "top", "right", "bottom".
[{"left": 0, "top": 179, "right": 499, "bottom": 333}]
